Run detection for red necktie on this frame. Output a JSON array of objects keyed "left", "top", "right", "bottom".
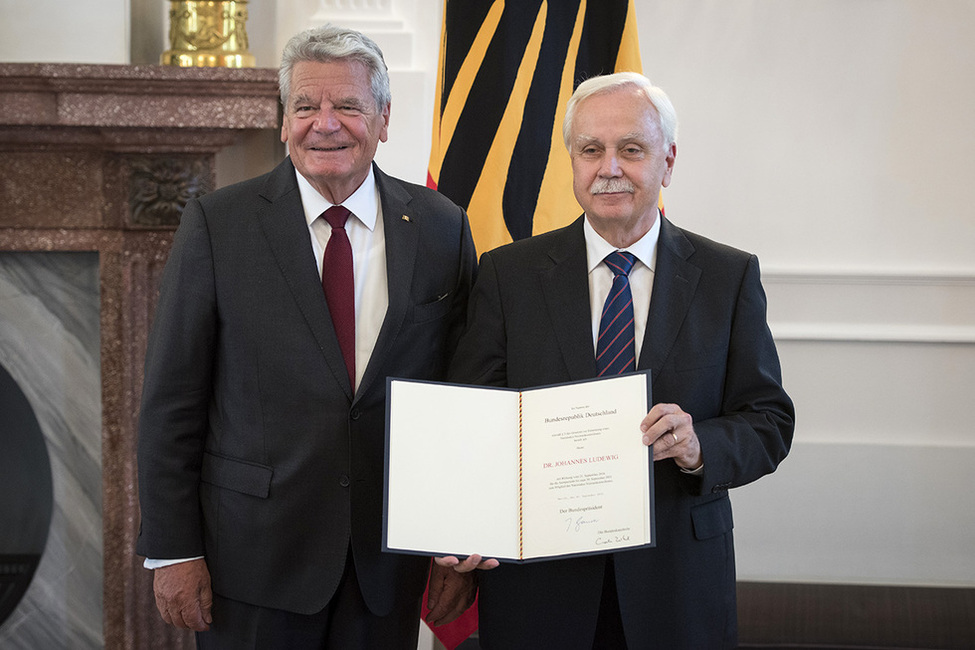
[{"left": 321, "top": 205, "right": 355, "bottom": 389}]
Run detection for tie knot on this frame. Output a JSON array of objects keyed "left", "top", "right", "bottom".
[
  {"left": 323, "top": 205, "right": 351, "bottom": 229},
  {"left": 605, "top": 251, "right": 636, "bottom": 277}
]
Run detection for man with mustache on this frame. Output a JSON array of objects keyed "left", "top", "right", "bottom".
[
  {"left": 444, "top": 72, "right": 795, "bottom": 648},
  {"left": 137, "top": 24, "right": 476, "bottom": 649}
]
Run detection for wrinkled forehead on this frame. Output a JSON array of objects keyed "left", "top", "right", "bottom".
[
  {"left": 287, "top": 59, "right": 377, "bottom": 104},
  {"left": 571, "top": 89, "right": 664, "bottom": 144}
]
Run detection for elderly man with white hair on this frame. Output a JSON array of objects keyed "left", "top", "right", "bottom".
[
  {"left": 137, "top": 24, "right": 477, "bottom": 649},
  {"left": 444, "top": 72, "right": 795, "bottom": 649}
]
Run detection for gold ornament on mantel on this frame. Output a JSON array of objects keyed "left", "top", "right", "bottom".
[{"left": 161, "top": 1, "right": 255, "bottom": 68}]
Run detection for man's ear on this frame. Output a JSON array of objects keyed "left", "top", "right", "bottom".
[
  {"left": 662, "top": 142, "right": 677, "bottom": 188},
  {"left": 379, "top": 102, "right": 391, "bottom": 143}
]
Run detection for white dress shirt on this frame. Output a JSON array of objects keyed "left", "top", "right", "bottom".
[
  {"left": 584, "top": 212, "right": 661, "bottom": 363},
  {"left": 298, "top": 166, "right": 388, "bottom": 391}
]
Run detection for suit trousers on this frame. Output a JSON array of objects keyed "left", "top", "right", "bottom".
[
  {"left": 195, "top": 547, "right": 422, "bottom": 650},
  {"left": 593, "top": 555, "right": 628, "bottom": 649}
]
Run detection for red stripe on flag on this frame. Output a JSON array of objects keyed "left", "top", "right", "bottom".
[{"left": 422, "top": 579, "right": 480, "bottom": 649}]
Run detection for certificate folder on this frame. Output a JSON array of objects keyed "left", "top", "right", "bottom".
[{"left": 383, "top": 372, "right": 655, "bottom": 563}]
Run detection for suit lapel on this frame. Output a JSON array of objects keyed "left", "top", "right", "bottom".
[
  {"left": 538, "top": 218, "right": 600, "bottom": 381},
  {"left": 257, "top": 158, "right": 354, "bottom": 398},
  {"left": 354, "top": 166, "right": 418, "bottom": 401},
  {"left": 639, "top": 217, "right": 700, "bottom": 376}
]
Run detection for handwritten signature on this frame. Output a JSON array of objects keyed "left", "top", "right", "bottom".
[
  {"left": 565, "top": 516, "right": 599, "bottom": 533},
  {"left": 595, "top": 534, "right": 631, "bottom": 546}
]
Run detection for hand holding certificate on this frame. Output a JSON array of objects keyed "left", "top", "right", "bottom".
[{"left": 383, "top": 372, "right": 655, "bottom": 563}]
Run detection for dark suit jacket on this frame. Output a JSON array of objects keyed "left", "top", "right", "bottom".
[
  {"left": 449, "top": 216, "right": 794, "bottom": 649},
  {"left": 136, "top": 158, "right": 477, "bottom": 617}
]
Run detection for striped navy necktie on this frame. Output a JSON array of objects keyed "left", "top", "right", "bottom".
[{"left": 596, "top": 251, "right": 636, "bottom": 376}]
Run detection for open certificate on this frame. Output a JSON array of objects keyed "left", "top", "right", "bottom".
[{"left": 383, "top": 372, "right": 654, "bottom": 562}]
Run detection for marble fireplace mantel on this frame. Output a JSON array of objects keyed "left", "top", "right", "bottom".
[{"left": 0, "top": 63, "right": 281, "bottom": 650}]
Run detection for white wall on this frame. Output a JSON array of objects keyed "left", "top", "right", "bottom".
[
  {"left": 634, "top": 0, "right": 975, "bottom": 586},
  {"left": 637, "top": 0, "right": 975, "bottom": 273},
  {"left": 0, "top": 0, "right": 129, "bottom": 64},
  {"left": 7, "top": 0, "right": 974, "bottom": 589}
]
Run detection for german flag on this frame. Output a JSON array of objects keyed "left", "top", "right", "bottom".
[{"left": 427, "top": 0, "right": 642, "bottom": 256}]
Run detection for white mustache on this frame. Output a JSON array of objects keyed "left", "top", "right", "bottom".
[{"left": 589, "top": 178, "right": 634, "bottom": 194}]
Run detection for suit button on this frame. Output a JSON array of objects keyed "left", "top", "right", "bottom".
[
  {"left": 350, "top": 408, "right": 360, "bottom": 420},
  {"left": 339, "top": 475, "right": 350, "bottom": 487}
]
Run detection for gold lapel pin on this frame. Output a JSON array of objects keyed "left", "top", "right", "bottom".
[{"left": 401, "top": 215, "right": 411, "bottom": 222}]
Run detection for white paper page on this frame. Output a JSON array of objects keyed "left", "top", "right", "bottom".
[
  {"left": 519, "top": 374, "right": 651, "bottom": 559},
  {"left": 385, "top": 380, "right": 522, "bottom": 559}
]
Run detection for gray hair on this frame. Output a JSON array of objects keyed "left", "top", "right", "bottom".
[
  {"left": 279, "top": 24, "right": 391, "bottom": 111},
  {"left": 562, "top": 72, "right": 678, "bottom": 150}
]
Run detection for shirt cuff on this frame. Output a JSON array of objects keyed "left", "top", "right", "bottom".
[
  {"left": 143, "top": 556, "right": 204, "bottom": 570},
  {"left": 679, "top": 463, "right": 704, "bottom": 476}
]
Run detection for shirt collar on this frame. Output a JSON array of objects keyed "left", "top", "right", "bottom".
[
  {"left": 584, "top": 210, "right": 661, "bottom": 274},
  {"left": 296, "top": 164, "right": 380, "bottom": 231}
]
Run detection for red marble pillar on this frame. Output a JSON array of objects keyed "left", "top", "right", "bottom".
[{"left": 0, "top": 63, "right": 280, "bottom": 650}]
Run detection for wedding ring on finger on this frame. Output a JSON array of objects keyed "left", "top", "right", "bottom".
[{"left": 671, "top": 432, "right": 679, "bottom": 444}]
